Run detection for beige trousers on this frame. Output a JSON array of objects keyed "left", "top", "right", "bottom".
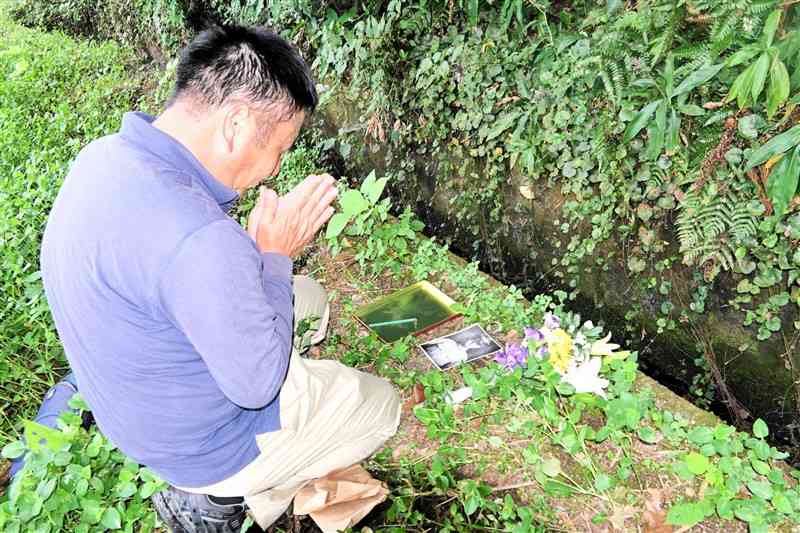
[{"left": 183, "top": 276, "right": 402, "bottom": 529}]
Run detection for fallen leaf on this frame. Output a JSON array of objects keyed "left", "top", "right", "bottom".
[
  {"left": 609, "top": 504, "right": 636, "bottom": 531},
  {"left": 519, "top": 185, "right": 535, "bottom": 199},
  {"left": 642, "top": 489, "right": 673, "bottom": 533},
  {"left": 412, "top": 383, "right": 425, "bottom": 405}
]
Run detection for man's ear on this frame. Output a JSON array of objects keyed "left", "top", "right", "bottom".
[{"left": 220, "top": 103, "right": 256, "bottom": 154}]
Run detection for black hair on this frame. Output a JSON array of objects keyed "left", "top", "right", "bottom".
[{"left": 172, "top": 25, "right": 317, "bottom": 117}]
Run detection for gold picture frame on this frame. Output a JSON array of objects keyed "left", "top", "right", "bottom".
[{"left": 354, "top": 281, "right": 461, "bottom": 342}]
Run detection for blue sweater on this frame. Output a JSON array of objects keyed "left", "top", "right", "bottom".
[{"left": 41, "top": 112, "right": 294, "bottom": 487}]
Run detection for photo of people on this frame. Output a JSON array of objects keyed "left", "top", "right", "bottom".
[{"left": 419, "top": 324, "right": 501, "bottom": 370}]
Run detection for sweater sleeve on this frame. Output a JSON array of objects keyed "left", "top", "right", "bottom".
[{"left": 156, "top": 220, "right": 294, "bottom": 409}]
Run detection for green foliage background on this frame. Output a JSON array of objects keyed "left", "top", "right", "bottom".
[
  {"left": 5, "top": 0, "right": 800, "bottom": 443},
  {"left": 3, "top": 0, "right": 800, "bottom": 530},
  {"left": 0, "top": 10, "right": 148, "bottom": 440}
]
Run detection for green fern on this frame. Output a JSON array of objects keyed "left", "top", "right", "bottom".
[
  {"left": 677, "top": 185, "right": 758, "bottom": 274},
  {"left": 692, "top": 0, "right": 781, "bottom": 53}
]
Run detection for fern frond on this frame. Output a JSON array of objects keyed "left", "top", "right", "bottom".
[{"left": 676, "top": 184, "right": 757, "bottom": 277}]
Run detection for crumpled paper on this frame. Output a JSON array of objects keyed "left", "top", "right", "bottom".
[{"left": 293, "top": 464, "right": 389, "bottom": 533}]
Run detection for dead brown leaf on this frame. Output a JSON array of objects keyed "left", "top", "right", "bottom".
[
  {"left": 609, "top": 504, "right": 636, "bottom": 531},
  {"left": 642, "top": 488, "right": 673, "bottom": 533}
]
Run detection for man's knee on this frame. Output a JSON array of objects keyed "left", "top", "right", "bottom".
[
  {"left": 293, "top": 275, "right": 329, "bottom": 348},
  {"left": 363, "top": 376, "right": 402, "bottom": 439},
  {"left": 293, "top": 275, "right": 327, "bottom": 312}
]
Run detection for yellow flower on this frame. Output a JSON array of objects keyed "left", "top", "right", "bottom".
[{"left": 545, "top": 328, "right": 573, "bottom": 374}]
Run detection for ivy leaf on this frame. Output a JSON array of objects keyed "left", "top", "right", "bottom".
[
  {"left": 765, "top": 146, "right": 800, "bottom": 217},
  {"left": 734, "top": 498, "right": 767, "bottom": 523},
  {"left": 100, "top": 507, "right": 122, "bottom": 530},
  {"left": 745, "top": 124, "right": 800, "bottom": 169},
  {"left": 666, "top": 501, "right": 706, "bottom": 526},
  {"left": 622, "top": 99, "right": 661, "bottom": 142},
  {"left": 673, "top": 63, "right": 724, "bottom": 97},
  {"left": 594, "top": 473, "right": 613, "bottom": 492},
  {"left": 750, "top": 52, "right": 771, "bottom": 104},
  {"left": 36, "top": 478, "right": 57, "bottom": 500},
  {"left": 772, "top": 493, "right": 793, "bottom": 514},
  {"left": 139, "top": 481, "right": 161, "bottom": 499},
  {"left": 16, "top": 492, "right": 44, "bottom": 522},
  {"left": 484, "top": 111, "right": 521, "bottom": 142},
  {"left": 114, "top": 480, "right": 137, "bottom": 499},
  {"left": 747, "top": 480, "right": 774, "bottom": 500},
  {"left": 766, "top": 57, "right": 790, "bottom": 119},
  {"left": 752, "top": 418, "right": 769, "bottom": 438}
]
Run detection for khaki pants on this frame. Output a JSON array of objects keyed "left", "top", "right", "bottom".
[{"left": 182, "top": 276, "right": 402, "bottom": 529}]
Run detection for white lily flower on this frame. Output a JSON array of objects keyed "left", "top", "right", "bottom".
[
  {"left": 563, "top": 357, "right": 609, "bottom": 398},
  {"left": 590, "top": 333, "right": 617, "bottom": 355}
]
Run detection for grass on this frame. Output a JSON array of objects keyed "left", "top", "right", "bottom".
[{"left": 0, "top": 7, "right": 153, "bottom": 442}]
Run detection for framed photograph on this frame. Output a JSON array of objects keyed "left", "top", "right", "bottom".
[
  {"left": 355, "top": 281, "right": 461, "bottom": 342},
  {"left": 419, "top": 324, "right": 501, "bottom": 370}
]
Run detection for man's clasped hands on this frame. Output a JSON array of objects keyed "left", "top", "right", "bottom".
[{"left": 247, "top": 174, "right": 338, "bottom": 258}]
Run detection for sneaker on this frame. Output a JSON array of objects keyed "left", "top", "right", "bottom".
[
  {"left": 9, "top": 373, "right": 80, "bottom": 479},
  {"left": 151, "top": 484, "right": 249, "bottom": 533}
]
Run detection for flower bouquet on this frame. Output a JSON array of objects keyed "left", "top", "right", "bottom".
[{"left": 494, "top": 313, "right": 630, "bottom": 398}]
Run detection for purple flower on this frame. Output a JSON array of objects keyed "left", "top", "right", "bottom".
[
  {"left": 544, "top": 313, "right": 560, "bottom": 330},
  {"left": 536, "top": 345, "right": 548, "bottom": 359},
  {"left": 524, "top": 327, "right": 543, "bottom": 341},
  {"left": 495, "top": 342, "right": 529, "bottom": 371}
]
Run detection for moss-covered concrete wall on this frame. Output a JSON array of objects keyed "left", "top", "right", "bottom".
[{"left": 318, "top": 95, "right": 800, "bottom": 449}]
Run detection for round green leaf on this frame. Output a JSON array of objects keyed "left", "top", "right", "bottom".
[
  {"left": 637, "top": 426, "right": 659, "bottom": 444},
  {"left": 753, "top": 418, "right": 769, "bottom": 439},
  {"left": 772, "top": 492, "right": 793, "bottom": 514},
  {"left": 16, "top": 492, "right": 44, "bottom": 522},
  {"left": 594, "top": 473, "right": 613, "bottom": 492},
  {"left": 114, "top": 480, "right": 137, "bottom": 499},
  {"left": 688, "top": 426, "right": 714, "bottom": 445},
  {"left": 81, "top": 498, "right": 103, "bottom": 525},
  {"left": 100, "top": 507, "right": 122, "bottom": 530},
  {"left": 666, "top": 501, "right": 706, "bottom": 526},
  {"left": 685, "top": 452, "right": 710, "bottom": 475},
  {"left": 2, "top": 440, "right": 26, "bottom": 459},
  {"left": 541, "top": 457, "right": 562, "bottom": 477}
]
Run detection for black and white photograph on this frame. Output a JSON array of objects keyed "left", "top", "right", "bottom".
[{"left": 419, "top": 324, "right": 502, "bottom": 370}]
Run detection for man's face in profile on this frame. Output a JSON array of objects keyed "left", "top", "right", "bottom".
[{"left": 226, "top": 109, "right": 306, "bottom": 192}]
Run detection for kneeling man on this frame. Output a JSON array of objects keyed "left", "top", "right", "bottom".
[{"left": 40, "top": 24, "right": 400, "bottom": 531}]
